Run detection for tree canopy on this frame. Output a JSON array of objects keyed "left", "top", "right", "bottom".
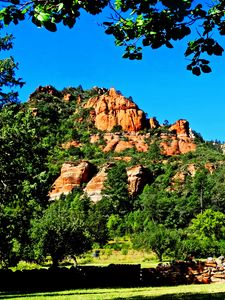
[{"left": 1, "top": 0, "right": 225, "bottom": 75}]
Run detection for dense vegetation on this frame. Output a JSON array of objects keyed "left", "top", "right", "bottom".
[{"left": 1, "top": 86, "right": 225, "bottom": 268}]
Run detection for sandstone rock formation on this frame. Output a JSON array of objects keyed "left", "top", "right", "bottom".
[
  {"left": 160, "top": 135, "right": 196, "bottom": 156},
  {"left": 127, "top": 165, "right": 150, "bottom": 196},
  {"left": 84, "top": 164, "right": 113, "bottom": 203},
  {"left": 62, "top": 140, "right": 81, "bottom": 149},
  {"left": 49, "top": 161, "right": 96, "bottom": 200},
  {"left": 204, "top": 162, "right": 216, "bottom": 174},
  {"left": 169, "top": 119, "right": 191, "bottom": 137},
  {"left": 50, "top": 162, "right": 150, "bottom": 202},
  {"left": 63, "top": 93, "right": 73, "bottom": 102},
  {"left": 160, "top": 120, "right": 196, "bottom": 156},
  {"left": 85, "top": 88, "right": 146, "bottom": 132},
  {"left": 90, "top": 133, "right": 149, "bottom": 153},
  {"left": 149, "top": 117, "right": 160, "bottom": 129}
]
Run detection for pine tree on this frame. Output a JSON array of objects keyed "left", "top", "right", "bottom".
[
  {"left": 0, "top": 23, "right": 24, "bottom": 107},
  {"left": 102, "top": 163, "right": 131, "bottom": 216}
]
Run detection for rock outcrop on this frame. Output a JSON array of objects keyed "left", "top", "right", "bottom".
[
  {"left": 29, "top": 85, "right": 62, "bottom": 100},
  {"left": 160, "top": 120, "right": 196, "bottom": 156},
  {"left": 41, "top": 87, "right": 201, "bottom": 201},
  {"left": 127, "top": 165, "right": 150, "bottom": 196},
  {"left": 49, "top": 161, "right": 96, "bottom": 200},
  {"left": 160, "top": 136, "right": 196, "bottom": 156},
  {"left": 50, "top": 162, "right": 150, "bottom": 202},
  {"left": 84, "top": 164, "right": 113, "bottom": 203},
  {"left": 85, "top": 88, "right": 146, "bottom": 132},
  {"left": 84, "top": 163, "right": 149, "bottom": 202},
  {"left": 90, "top": 133, "right": 149, "bottom": 153},
  {"left": 149, "top": 117, "right": 160, "bottom": 129},
  {"left": 169, "top": 119, "right": 191, "bottom": 137}
]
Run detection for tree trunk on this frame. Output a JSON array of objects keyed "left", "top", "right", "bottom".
[{"left": 52, "top": 255, "right": 59, "bottom": 268}]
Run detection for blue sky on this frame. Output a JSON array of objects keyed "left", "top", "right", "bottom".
[{"left": 4, "top": 10, "right": 225, "bottom": 142}]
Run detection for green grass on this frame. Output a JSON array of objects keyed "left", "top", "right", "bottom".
[
  {"left": 9, "top": 248, "right": 160, "bottom": 271},
  {"left": 2, "top": 284, "right": 225, "bottom": 300},
  {"left": 77, "top": 249, "right": 160, "bottom": 268}
]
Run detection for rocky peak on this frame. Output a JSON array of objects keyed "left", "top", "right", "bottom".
[
  {"left": 29, "top": 85, "right": 62, "bottom": 100},
  {"left": 85, "top": 88, "right": 146, "bottom": 132},
  {"left": 169, "top": 119, "right": 191, "bottom": 137},
  {"left": 149, "top": 117, "right": 160, "bottom": 129}
]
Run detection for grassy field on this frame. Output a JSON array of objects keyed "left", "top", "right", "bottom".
[
  {"left": 75, "top": 248, "right": 160, "bottom": 269},
  {"left": 12, "top": 248, "right": 160, "bottom": 271},
  {"left": 2, "top": 284, "right": 225, "bottom": 300}
]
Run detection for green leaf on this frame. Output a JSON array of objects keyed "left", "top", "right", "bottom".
[
  {"left": 57, "top": 3, "right": 64, "bottom": 12},
  {"left": 200, "top": 59, "right": 209, "bottom": 64},
  {"left": 213, "top": 44, "right": 224, "bottom": 56},
  {"left": 44, "top": 21, "right": 57, "bottom": 32},
  {"left": 142, "top": 38, "right": 150, "bottom": 46},
  {"left": 105, "top": 27, "right": 113, "bottom": 35},
  {"left": 135, "top": 52, "right": 142, "bottom": 60},
  {"left": 122, "top": 52, "right": 129, "bottom": 59},
  {"left": 200, "top": 65, "right": 212, "bottom": 73},
  {"left": 115, "top": 40, "right": 123, "bottom": 46},
  {"left": 192, "top": 66, "right": 201, "bottom": 76},
  {"left": 166, "top": 41, "right": 173, "bottom": 49},
  {"left": 186, "top": 64, "right": 192, "bottom": 71},
  {"left": 36, "top": 12, "right": 50, "bottom": 22},
  {"left": 103, "top": 22, "right": 113, "bottom": 26}
]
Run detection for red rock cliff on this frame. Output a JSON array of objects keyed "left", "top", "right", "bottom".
[
  {"left": 49, "top": 161, "right": 96, "bottom": 200},
  {"left": 161, "top": 119, "right": 196, "bottom": 156},
  {"left": 85, "top": 88, "right": 146, "bottom": 132}
]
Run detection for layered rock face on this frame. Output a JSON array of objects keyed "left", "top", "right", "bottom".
[
  {"left": 169, "top": 119, "right": 190, "bottom": 137},
  {"left": 149, "top": 117, "right": 160, "bottom": 129},
  {"left": 90, "top": 133, "right": 149, "bottom": 153},
  {"left": 49, "top": 161, "right": 96, "bottom": 200},
  {"left": 45, "top": 87, "right": 198, "bottom": 201},
  {"left": 85, "top": 88, "right": 146, "bottom": 132},
  {"left": 84, "top": 164, "right": 112, "bottom": 203},
  {"left": 160, "top": 119, "right": 196, "bottom": 156},
  {"left": 127, "top": 165, "right": 150, "bottom": 196},
  {"left": 50, "top": 162, "right": 149, "bottom": 202}
]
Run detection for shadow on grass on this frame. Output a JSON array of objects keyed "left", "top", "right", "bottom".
[
  {"left": 114, "top": 293, "right": 225, "bottom": 300},
  {"left": 1, "top": 291, "right": 225, "bottom": 300}
]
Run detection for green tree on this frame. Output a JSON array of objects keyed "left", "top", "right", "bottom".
[
  {"left": 0, "top": 23, "right": 24, "bottom": 106},
  {"left": 31, "top": 194, "right": 92, "bottom": 267},
  {"left": 133, "top": 222, "right": 179, "bottom": 261},
  {"left": 1, "top": 1, "right": 225, "bottom": 74},
  {"left": 192, "top": 170, "right": 210, "bottom": 213},
  {"left": 184, "top": 209, "right": 225, "bottom": 257},
  {"left": 102, "top": 162, "right": 131, "bottom": 216},
  {"left": 0, "top": 103, "right": 57, "bottom": 266}
]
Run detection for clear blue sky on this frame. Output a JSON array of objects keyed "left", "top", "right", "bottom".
[{"left": 4, "top": 10, "right": 225, "bottom": 142}]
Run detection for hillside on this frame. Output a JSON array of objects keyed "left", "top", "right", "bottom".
[{"left": 0, "top": 85, "right": 225, "bottom": 268}]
